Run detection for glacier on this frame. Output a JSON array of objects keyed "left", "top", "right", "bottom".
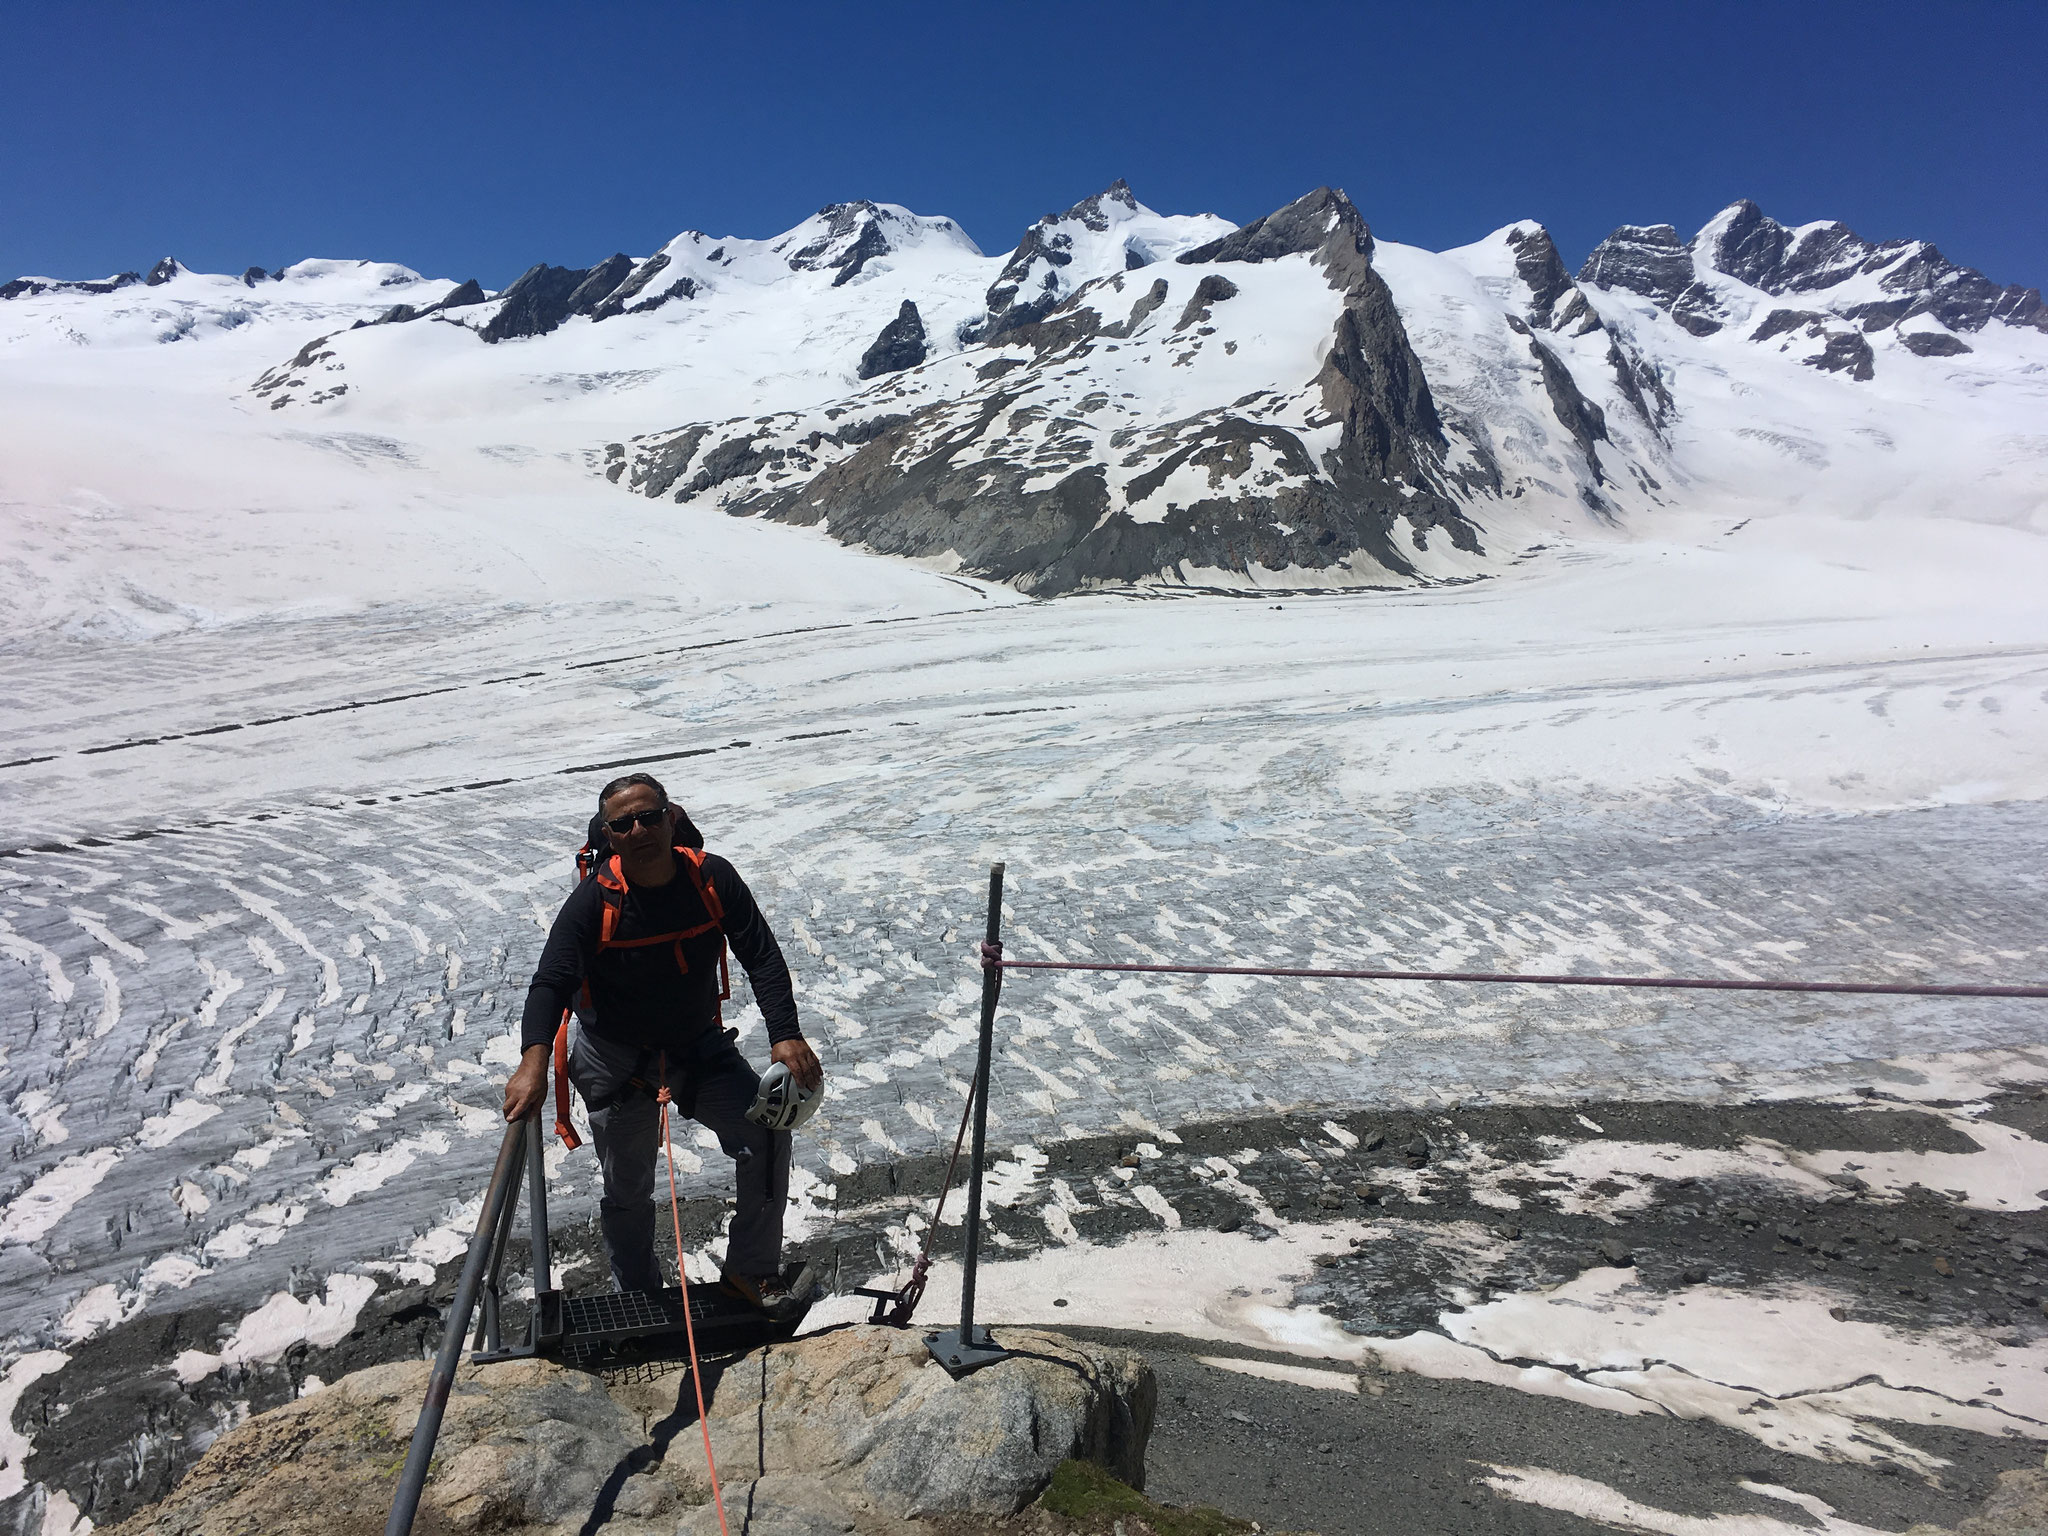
[{"left": 1, "top": 180, "right": 2045, "bottom": 1533}]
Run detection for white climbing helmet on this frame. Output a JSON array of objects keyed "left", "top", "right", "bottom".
[{"left": 745, "top": 1062, "right": 822, "bottom": 1132}]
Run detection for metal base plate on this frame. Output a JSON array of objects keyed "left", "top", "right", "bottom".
[
  {"left": 925, "top": 1326, "right": 1012, "bottom": 1377},
  {"left": 478, "top": 1265, "right": 817, "bottom": 1370}
]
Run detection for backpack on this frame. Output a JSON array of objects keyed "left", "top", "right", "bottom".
[{"left": 553, "top": 809, "right": 726, "bottom": 1149}]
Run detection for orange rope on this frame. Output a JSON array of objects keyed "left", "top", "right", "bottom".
[{"left": 658, "top": 1080, "right": 732, "bottom": 1536}]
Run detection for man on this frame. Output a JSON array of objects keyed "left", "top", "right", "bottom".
[{"left": 502, "top": 772, "right": 824, "bottom": 1316}]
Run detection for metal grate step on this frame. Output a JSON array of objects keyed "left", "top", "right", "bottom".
[
  {"left": 547, "top": 1270, "right": 817, "bottom": 1369},
  {"left": 561, "top": 1285, "right": 714, "bottom": 1342}
]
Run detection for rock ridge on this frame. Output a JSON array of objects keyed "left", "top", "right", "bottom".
[{"left": 99, "top": 1326, "right": 1154, "bottom": 1536}]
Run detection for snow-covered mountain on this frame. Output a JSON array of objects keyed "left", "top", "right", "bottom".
[
  {"left": 0, "top": 257, "right": 465, "bottom": 351},
  {"left": 6, "top": 184, "right": 2044, "bottom": 598}
]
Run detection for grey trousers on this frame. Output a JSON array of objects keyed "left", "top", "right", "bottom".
[{"left": 566, "top": 1023, "right": 790, "bottom": 1293}]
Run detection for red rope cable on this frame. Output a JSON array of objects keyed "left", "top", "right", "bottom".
[
  {"left": 658, "top": 1084, "right": 731, "bottom": 1536},
  {"left": 984, "top": 955, "right": 2048, "bottom": 999}
]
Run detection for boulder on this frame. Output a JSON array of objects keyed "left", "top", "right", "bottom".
[
  {"left": 99, "top": 1356, "right": 667, "bottom": 1536},
  {"left": 677, "top": 1325, "right": 1153, "bottom": 1518},
  {"left": 102, "top": 1325, "right": 1152, "bottom": 1534}
]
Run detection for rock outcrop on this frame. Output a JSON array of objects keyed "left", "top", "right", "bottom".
[
  {"left": 857, "top": 300, "right": 929, "bottom": 379},
  {"left": 1578, "top": 223, "right": 1728, "bottom": 336},
  {"left": 0, "top": 270, "right": 142, "bottom": 300},
  {"left": 481, "top": 260, "right": 617, "bottom": 342},
  {"left": 1579, "top": 197, "right": 2048, "bottom": 365},
  {"left": 976, "top": 180, "right": 1230, "bottom": 341},
  {"left": 1693, "top": 199, "right": 2048, "bottom": 335},
  {"left": 102, "top": 1326, "right": 1153, "bottom": 1536}
]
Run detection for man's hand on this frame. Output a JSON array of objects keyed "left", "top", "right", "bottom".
[
  {"left": 771, "top": 1037, "right": 824, "bottom": 1094},
  {"left": 503, "top": 1043, "right": 550, "bottom": 1121}
]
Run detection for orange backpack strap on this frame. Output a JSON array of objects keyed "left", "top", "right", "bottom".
[
  {"left": 678, "top": 848, "right": 732, "bottom": 1002},
  {"left": 553, "top": 1010, "right": 582, "bottom": 1150},
  {"left": 678, "top": 847, "right": 725, "bottom": 922},
  {"left": 596, "top": 856, "right": 627, "bottom": 945}
]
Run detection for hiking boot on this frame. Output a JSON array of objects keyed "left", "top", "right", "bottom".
[{"left": 721, "top": 1263, "right": 818, "bottom": 1323}]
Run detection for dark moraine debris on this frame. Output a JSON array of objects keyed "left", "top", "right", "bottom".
[
  {"left": 684, "top": 434, "right": 778, "bottom": 497},
  {"left": 818, "top": 412, "right": 910, "bottom": 448},
  {"left": 857, "top": 300, "right": 929, "bottom": 379}
]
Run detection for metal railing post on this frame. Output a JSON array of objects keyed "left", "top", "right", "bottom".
[
  {"left": 385, "top": 1119, "right": 525, "bottom": 1536},
  {"left": 525, "top": 1115, "right": 552, "bottom": 1296},
  {"left": 474, "top": 1141, "right": 525, "bottom": 1354},
  {"left": 927, "top": 862, "right": 1012, "bottom": 1376},
  {"left": 523, "top": 1113, "right": 563, "bottom": 1349}
]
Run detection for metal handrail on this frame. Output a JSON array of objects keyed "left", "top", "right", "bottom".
[{"left": 384, "top": 1116, "right": 531, "bottom": 1536}]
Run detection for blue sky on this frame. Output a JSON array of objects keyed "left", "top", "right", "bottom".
[{"left": 4, "top": 0, "right": 2042, "bottom": 290}]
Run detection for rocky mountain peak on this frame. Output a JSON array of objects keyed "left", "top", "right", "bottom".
[
  {"left": 783, "top": 203, "right": 891, "bottom": 287},
  {"left": 1577, "top": 223, "right": 1729, "bottom": 336},
  {"left": 980, "top": 180, "right": 1213, "bottom": 339},
  {"left": 145, "top": 257, "right": 186, "bottom": 287},
  {"left": 1694, "top": 199, "right": 1793, "bottom": 289},
  {"left": 1059, "top": 178, "right": 1143, "bottom": 232},
  {"left": 1578, "top": 224, "right": 1689, "bottom": 306},
  {"left": 1586, "top": 200, "right": 2048, "bottom": 341},
  {"left": 1178, "top": 186, "right": 1373, "bottom": 295},
  {"left": 772, "top": 201, "right": 976, "bottom": 288},
  {"left": 1497, "top": 224, "right": 1600, "bottom": 334}
]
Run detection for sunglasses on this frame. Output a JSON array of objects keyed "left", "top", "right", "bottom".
[{"left": 603, "top": 805, "right": 670, "bottom": 835}]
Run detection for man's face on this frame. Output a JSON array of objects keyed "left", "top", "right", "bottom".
[{"left": 600, "top": 784, "right": 675, "bottom": 857}]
